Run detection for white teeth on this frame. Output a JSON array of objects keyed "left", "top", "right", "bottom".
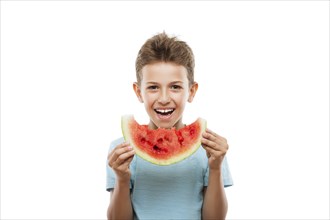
[{"left": 155, "top": 109, "right": 174, "bottom": 114}]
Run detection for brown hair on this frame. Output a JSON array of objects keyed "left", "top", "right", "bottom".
[{"left": 135, "top": 32, "right": 195, "bottom": 86}]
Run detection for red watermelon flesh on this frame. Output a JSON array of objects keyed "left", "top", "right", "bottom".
[{"left": 121, "top": 115, "right": 207, "bottom": 165}]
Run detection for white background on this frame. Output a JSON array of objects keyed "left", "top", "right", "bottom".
[{"left": 1, "top": 1, "right": 329, "bottom": 219}]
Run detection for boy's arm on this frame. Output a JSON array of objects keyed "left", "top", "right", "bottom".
[
  {"left": 107, "top": 180, "right": 133, "bottom": 220},
  {"left": 201, "top": 128, "right": 229, "bottom": 220},
  {"left": 107, "top": 142, "right": 135, "bottom": 220},
  {"left": 202, "top": 170, "right": 228, "bottom": 220}
]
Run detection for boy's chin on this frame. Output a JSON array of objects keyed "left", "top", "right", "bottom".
[
  {"left": 151, "top": 121, "right": 173, "bottom": 129},
  {"left": 149, "top": 117, "right": 176, "bottom": 129},
  {"left": 153, "top": 118, "right": 183, "bottom": 130}
]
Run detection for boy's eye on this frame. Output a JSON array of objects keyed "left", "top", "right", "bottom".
[
  {"left": 170, "top": 85, "right": 182, "bottom": 90},
  {"left": 147, "top": 85, "right": 158, "bottom": 90}
]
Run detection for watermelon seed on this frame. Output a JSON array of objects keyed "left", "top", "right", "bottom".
[
  {"left": 153, "top": 145, "right": 161, "bottom": 152},
  {"left": 153, "top": 145, "right": 168, "bottom": 153}
]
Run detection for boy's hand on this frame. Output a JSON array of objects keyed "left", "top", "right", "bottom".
[
  {"left": 108, "top": 142, "right": 135, "bottom": 183},
  {"left": 201, "top": 128, "right": 229, "bottom": 170}
]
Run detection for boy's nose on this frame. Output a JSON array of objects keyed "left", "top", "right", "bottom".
[{"left": 158, "top": 90, "right": 170, "bottom": 104}]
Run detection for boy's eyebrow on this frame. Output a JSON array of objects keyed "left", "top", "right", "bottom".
[
  {"left": 145, "top": 81, "right": 159, "bottom": 85},
  {"left": 170, "top": 81, "right": 184, "bottom": 84},
  {"left": 146, "top": 81, "right": 184, "bottom": 84}
]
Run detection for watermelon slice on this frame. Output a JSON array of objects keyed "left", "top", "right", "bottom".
[{"left": 121, "top": 115, "right": 207, "bottom": 166}]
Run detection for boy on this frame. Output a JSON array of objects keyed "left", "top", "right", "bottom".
[{"left": 106, "top": 32, "right": 233, "bottom": 220}]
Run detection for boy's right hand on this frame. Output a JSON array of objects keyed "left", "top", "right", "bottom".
[{"left": 108, "top": 142, "right": 135, "bottom": 183}]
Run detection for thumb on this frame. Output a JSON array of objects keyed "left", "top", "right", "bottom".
[{"left": 202, "top": 144, "right": 211, "bottom": 158}]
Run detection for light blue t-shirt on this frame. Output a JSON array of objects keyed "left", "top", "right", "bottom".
[{"left": 106, "top": 137, "right": 233, "bottom": 220}]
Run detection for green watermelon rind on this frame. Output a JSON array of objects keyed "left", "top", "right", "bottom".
[{"left": 121, "top": 115, "right": 207, "bottom": 166}]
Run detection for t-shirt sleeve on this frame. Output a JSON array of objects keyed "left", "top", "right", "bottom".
[{"left": 203, "top": 156, "right": 234, "bottom": 187}]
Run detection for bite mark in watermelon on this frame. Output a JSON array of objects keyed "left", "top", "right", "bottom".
[{"left": 121, "top": 115, "right": 207, "bottom": 166}]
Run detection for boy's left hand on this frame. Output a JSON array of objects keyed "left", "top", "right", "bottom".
[{"left": 201, "top": 128, "right": 229, "bottom": 170}]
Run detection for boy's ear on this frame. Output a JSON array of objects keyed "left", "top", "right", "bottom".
[
  {"left": 188, "top": 82, "right": 198, "bottom": 103},
  {"left": 133, "top": 82, "right": 144, "bottom": 103}
]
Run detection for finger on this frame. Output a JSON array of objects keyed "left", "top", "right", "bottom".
[
  {"left": 202, "top": 144, "right": 217, "bottom": 156},
  {"left": 108, "top": 147, "right": 132, "bottom": 167},
  {"left": 108, "top": 145, "right": 133, "bottom": 167},
  {"left": 115, "top": 157, "right": 135, "bottom": 174},
  {"left": 206, "top": 128, "right": 228, "bottom": 141},
  {"left": 111, "top": 145, "right": 133, "bottom": 160},
  {"left": 115, "top": 153, "right": 135, "bottom": 171},
  {"left": 116, "top": 155, "right": 135, "bottom": 174},
  {"left": 204, "top": 129, "right": 228, "bottom": 147},
  {"left": 203, "top": 145, "right": 226, "bottom": 158},
  {"left": 107, "top": 142, "right": 130, "bottom": 160},
  {"left": 109, "top": 148, "right": 134, "bottom": 168},
  {"left": 205, "top": 128, "right": 219, "bottom": 137},
  {"left": 112, "top": 149, "right": 135, "bottom": 168},
  {"left": 202, "top": 131, "right": 218, "bottom": 143},
  {"left": 202, "top": 136, "right": 229, "bottom": 153},
  {"left": 121, "top": 154, "right": 135, "bottom": 167},
  {"left": 201, "top": 137, "right": 217, "bottom": 149}
]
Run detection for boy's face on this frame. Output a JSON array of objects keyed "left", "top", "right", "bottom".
[{"left": 133, "top": 62, "right": 198, "bottom": 129}]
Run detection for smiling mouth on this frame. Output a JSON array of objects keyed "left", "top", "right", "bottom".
[{"left": 154, "top": 108, "right": 175, "bottom": 116}]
